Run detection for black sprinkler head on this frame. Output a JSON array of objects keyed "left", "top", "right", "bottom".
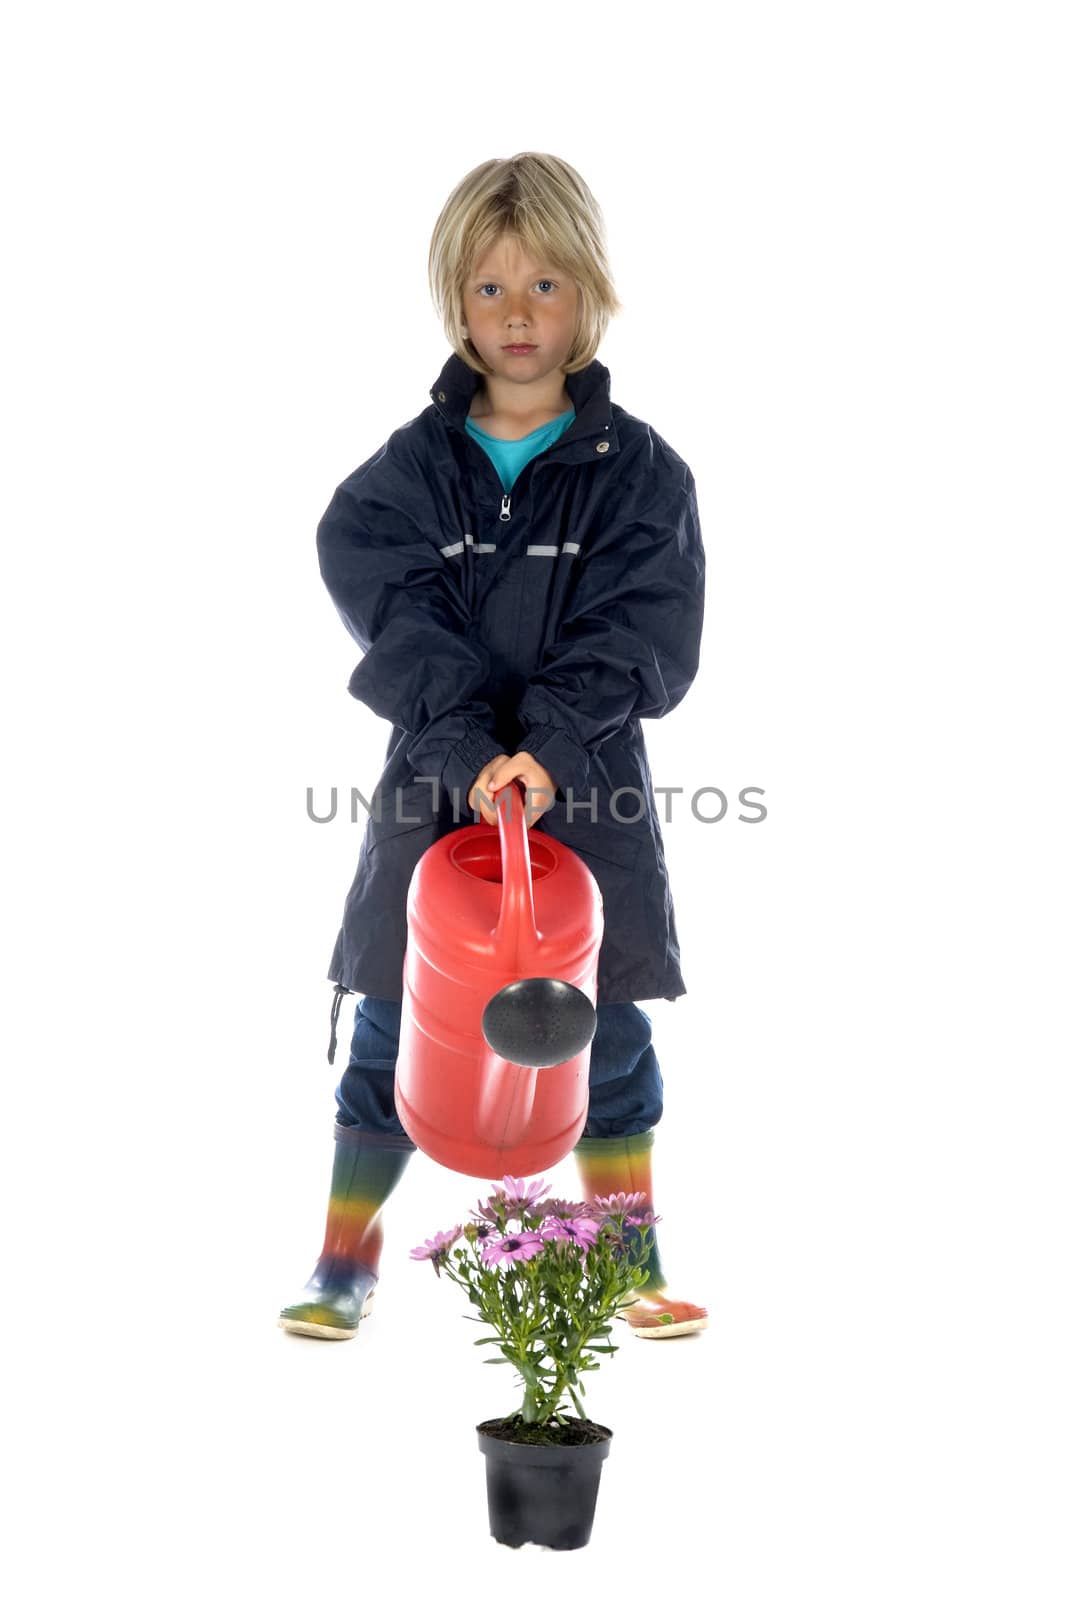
[{"left": 481, "top": 978, "right": 598, "bottom": 1069}]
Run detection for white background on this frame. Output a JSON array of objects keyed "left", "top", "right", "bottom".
[{"left": 3, "top": 2, "right": 1062, "bottom": 1594}]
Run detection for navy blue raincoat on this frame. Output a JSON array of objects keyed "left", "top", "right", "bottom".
[{"left": 317, "top": 351, "right": 706, "bottom": 1008}]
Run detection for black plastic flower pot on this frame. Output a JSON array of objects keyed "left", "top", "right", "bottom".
[{"left": 475, "top": 1417, "right": 613, "bottom": 1550}]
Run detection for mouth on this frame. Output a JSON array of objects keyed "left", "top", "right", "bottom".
[{"left": 502, "top": 344, "right": 538, "bottom": 354}]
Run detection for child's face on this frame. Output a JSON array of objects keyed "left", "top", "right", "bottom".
[{"left": 462, "top": 233, "right": 580, "bottom": 390}]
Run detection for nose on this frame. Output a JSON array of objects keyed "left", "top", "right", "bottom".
[{"left": 505, "top": 294, "right": 532, "bottom": 329}]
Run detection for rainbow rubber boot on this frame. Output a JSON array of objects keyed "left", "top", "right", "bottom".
[
  {"left": 572, "top": 1128, "right": 709, "bottom": 1339},
  {"left": 279, "top": 1123, "right": 416, "bottom": 1340}
]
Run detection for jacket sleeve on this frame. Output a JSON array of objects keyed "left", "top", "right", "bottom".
[
  {"left": 515, "top": 456, "right": 705, "bottom": 800},
  {"left": 316, "top": 444, "right": 507, "bottom": 802}
]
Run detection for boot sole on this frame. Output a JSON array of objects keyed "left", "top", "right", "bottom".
[
  {"left": 277, "top": 1289, "right": 375, "bottom": 1340},
  {"left": 628, "top": 1313, "right": 709, "bottom": 1339}
]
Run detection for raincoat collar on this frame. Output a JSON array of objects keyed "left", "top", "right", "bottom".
[{"left": 429, "top": 350, "right": 614, "bottom": 452}]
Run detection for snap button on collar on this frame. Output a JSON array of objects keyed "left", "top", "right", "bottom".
[
  {"left": 595, "top": 440, "right": 610, "bottom": 453},
  {"left": 436, "top": 390, "right": 446, "bottom": 401}
]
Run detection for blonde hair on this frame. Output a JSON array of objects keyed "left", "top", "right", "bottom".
[{"left": 427, "top": 152, "right": 623, "bottom": 377}]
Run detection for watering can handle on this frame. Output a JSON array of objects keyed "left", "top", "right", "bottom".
[{"left": 479, "top": 779, "right": 542, "bottom": 964}]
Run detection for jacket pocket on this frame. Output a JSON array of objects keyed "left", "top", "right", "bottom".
[
  {"left": 537, "top": 811, "right": 642, "bottom": 872},
  {"left": 540, "top": 812, "right": 654, "bottom": 993}
]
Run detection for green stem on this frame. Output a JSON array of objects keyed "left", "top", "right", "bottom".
[
  {"left": 566, "top": 1383, "right": 587, "bottom": 1420},
  {"left": 512, "top": 1267, "right": 546, "bottom": 1423}
]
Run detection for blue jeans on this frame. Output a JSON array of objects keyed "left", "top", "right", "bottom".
[{"left": 335, "top": 996, "right": 664, "bottom": 1142}]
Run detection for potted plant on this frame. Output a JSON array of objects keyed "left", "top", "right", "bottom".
[{"left": 410, "top": 1173, "right": 665, "bottom": 1550}]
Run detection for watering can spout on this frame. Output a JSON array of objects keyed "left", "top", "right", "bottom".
[
  {"left": 482, "top": 978, "right": 598, "bottom": 1069},
  {"left": 475, "top": 978, "right": 598, "bottom": 1149}
]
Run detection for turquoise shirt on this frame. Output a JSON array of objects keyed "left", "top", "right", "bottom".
[{"left": 464, "top": 408, "right": 576, "bottom": 493}]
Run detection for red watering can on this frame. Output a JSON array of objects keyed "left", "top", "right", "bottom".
[{"left": 394, "top": 781, "right": 604, "bottom": 1179}]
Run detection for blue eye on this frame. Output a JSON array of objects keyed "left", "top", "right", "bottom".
[{"left": 477, "top": 280, "right": 556, "bottom": 297}]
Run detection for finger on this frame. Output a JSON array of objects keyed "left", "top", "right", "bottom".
[
  {"left": 470, "top": 779, "right": 500, "bottom": 808},
  {"left": 522, "top": 784, "right": 554, "bottom": 813},
  {"left": 486, "top": 760, "right": 519, "bottom": 790}
]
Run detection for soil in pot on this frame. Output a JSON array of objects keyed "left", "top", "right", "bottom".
[{"left": 478, "top": 1415, "right": 611, "bottom": 1447}]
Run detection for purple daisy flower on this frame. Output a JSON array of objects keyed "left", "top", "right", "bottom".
[
  {"left": 500, "top": 1174, "right": 552, "bottom": 1209},
  {"left": 410, "top": 1225, "right": 462, "bottom": 1273},
  {"left": 478, "top": 1174, "right": 553, "bottom": 1225},
  {"left": 590, "top": 1191, "right": 647, "bottom": 1220},
  {"left": 539, "top": 1214, "right": 601, "bottom": 1251},
  {"left": 481, "top": 1230, "right": 545, "bottom": 1268},
  {"left": 533, "top": 1197, "right": 596, "bottom": 1221},
  {"left": 470, "top": 1196, "right": 507, "bottom": 1229}
]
